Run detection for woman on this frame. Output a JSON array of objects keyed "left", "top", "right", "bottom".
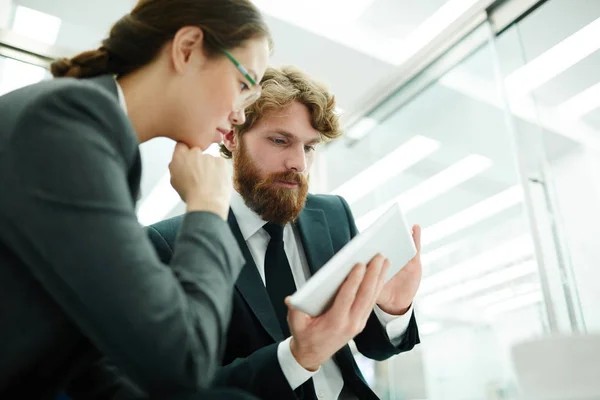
[{"left": 0, "top": 0, "right": 271, "bottom": 398}]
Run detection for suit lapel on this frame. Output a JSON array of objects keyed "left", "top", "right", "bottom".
[
  {"left": 295, "top": 205, "right": 335, "bottom": 275},
  {"left": 228, "top": 210, "right": 284, "bottom": 342}
]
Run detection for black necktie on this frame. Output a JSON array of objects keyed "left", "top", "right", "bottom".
[{"left": 263, "top": 222, "right": 296, "bottom": 337}]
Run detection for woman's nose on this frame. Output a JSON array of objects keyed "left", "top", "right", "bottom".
[{"left": 230, "top": 109, "right": 246, "bottom": 125}]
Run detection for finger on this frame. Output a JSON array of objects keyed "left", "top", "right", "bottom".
[
  {"left": 174, "top": 141, "right": 189, "bottom": 155},
  {"left": 363, "top": 258, "right": 391, "bottom": 321},
  {"left": 376, "top": 258, "right": 391, "bottom": 293},
  {"left": 285, "top": 296, "right": 311, "bottom": 332},
  {"left": 327, "top": 264, "right": 366, "bottom": 319},
  {"left": 412, "top": 224, "right": 422, "bottom": 255},
  {"left": 349, "top": 255, "right": 385, "bottom": 316}
]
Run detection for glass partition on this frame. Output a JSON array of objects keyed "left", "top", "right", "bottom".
[
  {"left": 322, "top": 19, "right": 550, "bottom": 398},
  {"left": 495, "top": 0, "right": 600, "bottom": 334}
]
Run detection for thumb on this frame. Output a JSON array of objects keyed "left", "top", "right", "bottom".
[
  {"left": 285, "top": 297, "right": 310, "bottom": 331},
  {"left": 412, "top": 224, "right": 422, "bottom": 253}
]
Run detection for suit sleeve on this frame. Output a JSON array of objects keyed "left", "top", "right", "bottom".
[
  {"left": 214, "top": 344, "right": 305, "bottom": 399},
  {"left": 337, "top": 196, "right": 420, "bottom": 360},
  {"left": 149, "top": 228, "right": 303, "bottom": 400},
  {"left": 0, "top": 86, "right": 244, "bottom": 395}
]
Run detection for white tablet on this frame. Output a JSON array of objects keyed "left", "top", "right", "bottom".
[{"left": 289, "top": 203, "right": 417, "bottom": 316}]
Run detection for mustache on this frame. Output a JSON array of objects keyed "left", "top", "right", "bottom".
[{"left": 263, "top": 171, "right": 307, "bottom": 186}]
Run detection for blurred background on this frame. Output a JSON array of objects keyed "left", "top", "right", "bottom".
[{"left": 2, "top": 0, "right": 599, "bottom": 398}]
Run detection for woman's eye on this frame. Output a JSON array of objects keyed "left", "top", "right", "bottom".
[{"left": 240, "top": 82, "right": 249, "bottom": 92}]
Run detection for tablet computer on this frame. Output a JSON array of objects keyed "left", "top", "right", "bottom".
[{"left": 288, "top": 202, "right": 417, "bottom": 316}]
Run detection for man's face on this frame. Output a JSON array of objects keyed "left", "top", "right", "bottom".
[{"left": 229, "top": 101, "right": 321, "bottom": 224}]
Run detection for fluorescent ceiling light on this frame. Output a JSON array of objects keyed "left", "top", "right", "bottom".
[
  {"left": 392, "top": 0, "right": 479, "bottom": 65},
  {"left": 421, "top": 240, "right": 464, "bottom": 266},
  {"left": 421, "top": 259, "right": 538, "bottom": 306},
  {"left": 253, "top": 0, "right": 482, "bottom": 66},
  {"left": 440, "top": 67, "right": 600, "bottom": 151},
  {"left": 556, "top": 81, "right": 600, "bottom": 120},
  {"left": 504, "top": 16, "right": 600, "bottom": 98},
  {"left": 252, "top": 0, "right": 376, "bottom": 26},
  {"left": 345, "top": 117, "right": 378, "bottom": 141},
  {"left": 137, "top": 144, "right": 223, "bottom": 226},
  {"left": 12, "top": 6, "right": 61, "bottom": 45},
  {"left": 332, "top": 136, "right": 440, "bottom": 204},
  {"left": 0, "top": 58, "right": 47, "bottom": 96},
  {"left": 471, "top": 282, "right": 540, "bottom": 308},
  {"left": 419, "top": 234, "right": 533, "bottom": 295},
  {"left": 485, "top": 290, "right": 543, "bottom": 316},
  {"left": 0, "top": 0, "right": 11, "bottom": 29},
  {"left": 356, "top": 154, "right": 492, "bottom": 230},
  {"left": 422, "top": 185, "right": 523, "bottom": 246}
]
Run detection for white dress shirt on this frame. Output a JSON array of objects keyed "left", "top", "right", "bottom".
[
  {"left": 115, "top": 79, "right": 128, "bottom": 114},
  {"left": 230, "top": 191, "right": 414, "bottom": 400}
]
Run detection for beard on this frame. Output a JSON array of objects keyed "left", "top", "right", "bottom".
[{"left": 234, "top": 141, "right": 309, "bottom": 225}]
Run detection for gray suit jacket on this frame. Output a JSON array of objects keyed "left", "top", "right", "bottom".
[{"left": 0, "top": 75, "right": 245, "bottom": 398}]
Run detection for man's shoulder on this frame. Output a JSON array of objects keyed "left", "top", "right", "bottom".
[{"left": 305, "top": 193, "right": 348, "bottom": 212}]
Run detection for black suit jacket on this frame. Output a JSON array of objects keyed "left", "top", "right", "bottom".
[
  {"left": 0, "top": 75, "right": 245, "bottom": 398},
  {"left": 149, "top": 194, "right": 420, "bottom": 399}
]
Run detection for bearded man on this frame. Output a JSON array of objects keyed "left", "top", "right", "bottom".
[{"left": 148, "top": 66, "right": 422, "bottom": 400}]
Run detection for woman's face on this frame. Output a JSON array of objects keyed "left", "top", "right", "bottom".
[{"left": 168, "top": 33, "right": 270, "bottom": 150}]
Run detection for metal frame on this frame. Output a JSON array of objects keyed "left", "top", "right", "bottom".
[
  {"left": 485, "top": 0, "right": 585, "bottom": 334},
  {"left": 487, "top": 0, "right": 548, "bottom": 34},
  {"left": 365, "top": 21, "right": 491, "bottom": 134},
  {"left": 342, "top": 0, "right": 552, "bottom": 147},
  {"left": 342, "top": 0, "right": 505, "bottom": 140},
  {"left": 0, "top": 28, "right": 74, "bottom": 68},
  {"left": 483, "top": 16, "right": 563, "bottom": 333}
]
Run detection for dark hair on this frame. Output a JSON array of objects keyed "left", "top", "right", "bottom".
[
  {"left": 51, "top": 0, "right": 272, "bottom": 78},
  {"left": 220, "top": 65, "right": 341, "bottom": 158}
]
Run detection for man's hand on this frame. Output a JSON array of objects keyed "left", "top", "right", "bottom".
[
  {"left": 376, "top": 224, "right": 422, "bottom": 316},
  {"left": 285, "top": 255, "right": 390, "bottom": 371}
]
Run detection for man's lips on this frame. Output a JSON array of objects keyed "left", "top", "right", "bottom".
[{"left": 275, "top": 180, "right": 299, "bottom": 188}]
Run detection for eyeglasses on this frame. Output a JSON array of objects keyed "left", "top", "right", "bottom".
[{"left": 223, "top": 50, "right": 261, "bottom": 111}]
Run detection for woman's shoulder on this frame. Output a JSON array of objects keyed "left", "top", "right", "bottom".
[
  {"left": 29, "top": 76, "right": 126, "bottom": 120},
  {"left": 14, "top": 76, "right": 138, "bottom": 158}
]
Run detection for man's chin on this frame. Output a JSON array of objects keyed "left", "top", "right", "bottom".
[{"left": 254, "top": 191, "right": 308, "bottom": 225}]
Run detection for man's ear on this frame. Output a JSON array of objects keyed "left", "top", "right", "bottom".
[{"left": 222, "top": 130, "right": 237, "bottom": 153}]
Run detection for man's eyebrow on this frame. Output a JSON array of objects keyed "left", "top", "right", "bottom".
[{"left": 269, "top": 130, "right": 322, "bottom": 144}]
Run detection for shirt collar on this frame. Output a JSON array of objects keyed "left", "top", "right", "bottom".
[
  {"left": 115, "top": 79, "right": 128, "bottom": 114},
  {"left": 230, "top": 190, "right": 269, "bottom": 241}
]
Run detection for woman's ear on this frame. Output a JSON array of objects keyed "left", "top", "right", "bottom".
[{"left": 170, "top": 26, "right": 205, "bottom": 73}]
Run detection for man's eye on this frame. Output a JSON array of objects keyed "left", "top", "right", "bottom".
[{"left": 240, "top": 82, "right": 249, "bottom": 91}]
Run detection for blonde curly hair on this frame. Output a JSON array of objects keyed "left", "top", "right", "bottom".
[{"left": 220, "top": 65, "right": 342, "bottom": 158}]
